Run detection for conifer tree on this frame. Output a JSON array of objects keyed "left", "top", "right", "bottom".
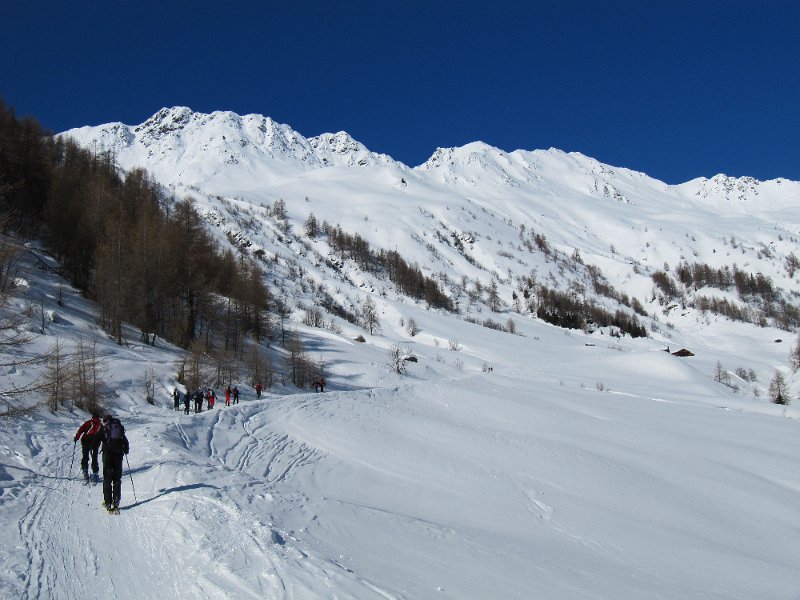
[{"left": 768, "top": 371, "right": 789, "bottom": 405}]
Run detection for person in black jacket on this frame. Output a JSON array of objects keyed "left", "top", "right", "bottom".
[{"left": 101, "top": 415, "right": 130, "bottom": 511}]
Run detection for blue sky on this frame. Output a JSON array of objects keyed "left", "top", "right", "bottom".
[{"left": 3, "top": 1, "right": 798, "bottom": 183}]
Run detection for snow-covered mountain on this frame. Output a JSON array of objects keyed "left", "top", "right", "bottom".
[
  {"left": 64, "top": 107, "right": 800, "bottom": 208},
  {"left": 2, "top": 108, "right": 798, "bottom": 599},
  {"left": 64, "top": 106, "right": 402, "bottom": 185},
  {"left": 62, "top": 107, "right": 800, "bottom": 327}
]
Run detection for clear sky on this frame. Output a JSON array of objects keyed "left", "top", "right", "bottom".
[{"left": 3, "top": 1, "right": 798, "bottom": 184}]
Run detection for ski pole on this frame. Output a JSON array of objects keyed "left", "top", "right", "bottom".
[
  {"left": 69, "top": 440, "right": 77, "bottom": 480},
  {"left": 125, "top": 454, "right": 138, "bottom": 504}
]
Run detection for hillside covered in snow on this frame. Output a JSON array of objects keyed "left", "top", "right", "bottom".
[
  {"left": 64, "top": 107, "right": 800, "bottom": 330},
  {"left": 0, "top": 106, "right": 798, "bottom": 599}
]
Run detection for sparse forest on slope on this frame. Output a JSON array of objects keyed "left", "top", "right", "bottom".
[
  {"left": 3, "top": 100, "right": 800, "bottom": 412},
  {"left": 0, "top": 102, "right": 276, "bottom": 413},
  {"left": 60, "top": 106, "right": 800, "bottom": 338},
  {"left": 0, "top": 106, "right": 269, "bottom": 348}
]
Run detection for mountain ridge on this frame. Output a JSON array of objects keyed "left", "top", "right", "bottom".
[
  {"left": 62, "top": 107, "right": 800, "bottom": 194},
  {"left": 59, "top": 107, "right": 800, "bottom": 335}
]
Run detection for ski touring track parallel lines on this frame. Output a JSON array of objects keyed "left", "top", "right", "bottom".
[
  {"left": 232, "top": 418, "right": 262, "bottom": 474},
  {"left": 19, "top": 450, "right": 100, "bottom": 600},
  {"left": 17, "top": 434, "right": 204, "bottom": 600},
  {"left": 174, "top": 419, "right": 191, "bottom": 449}
]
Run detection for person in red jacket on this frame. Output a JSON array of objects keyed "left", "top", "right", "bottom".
[
  {"left": 74, "top": 413, "right": 103, "bottom": 482},
  {"left": 225, "top": 386, "right": 231, "bottom": 406},
  {"left": 206, "top": 388, "right": 216, "bottom": 410}
]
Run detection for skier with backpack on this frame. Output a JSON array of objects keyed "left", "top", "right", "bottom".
[
  {"left": 74, "top": 413, "right": 103, "bottom": 483},
  {"left": 101, "top": 415, "right": 129, "bottom": 513},
  {"left": 232, "top": 386, "right": 239, "bottom": 404}
]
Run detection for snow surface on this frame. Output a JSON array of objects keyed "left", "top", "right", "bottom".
[{"left": 1, "top": 108, "right": 799, "bottom": 599}]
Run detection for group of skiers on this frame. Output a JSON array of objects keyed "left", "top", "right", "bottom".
[
  {"left": 73, "top": 413, "right": 130, "bottom": 513},
  {"left": 172, "top": 385, "right": 244, "bottom": 414},
  {"left": 170, "top": 379, "right": 325, "bottom": 414},
  {"left": 72, "top": 377, "right": 325, "bottom": 512}
]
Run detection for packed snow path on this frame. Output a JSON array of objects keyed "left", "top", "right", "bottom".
[{"left": 3, "top": 398, "right": 398, "bottom": 600}]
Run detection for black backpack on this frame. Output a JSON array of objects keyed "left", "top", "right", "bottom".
[{"left": 105, "top": 418, "right": 125, "bottom": 453}]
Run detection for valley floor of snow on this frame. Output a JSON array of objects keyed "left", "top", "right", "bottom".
[{"left": 2, "top": 255, "right": 800, "bottom": 600}]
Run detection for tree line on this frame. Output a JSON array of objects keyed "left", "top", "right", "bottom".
[
  {"left": 671, "top": 261, "right": 777, "bottom": 304},
  {"left": 651, "top": 261, "right": 799, "bottom": 330},
  {"left": 318, "top": 220, "right": 453, "bottom": 310},
  {"left": 533, "top": 285, "right": 647, "bottom": 338},
  {"left": 0, "top": 99, "right": 270, "bottom": 355}
]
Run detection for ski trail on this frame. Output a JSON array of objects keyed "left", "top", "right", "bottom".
[
  {"left": 14, "top": 425, "right": 260, "bottom": 600},
  {"left": 205, "top": 405, "right": 327, "bottom": 485},
  {"left": 19, "top": 467, "right": 101, "bottom": 597},
  {"left": 174, "top": 419, "right": 191, "bottom": 449},
  {"left": 7, "top": 398, "right": 406, "bottom": 600},
  {"left": 190, "top": 401, "right": 400, "bottom": 598},
  {"left": 160, "top": 439, "right": 393, "bottom": 599}
]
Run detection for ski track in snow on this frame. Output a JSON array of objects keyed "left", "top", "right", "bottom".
[{"left": 4, "top": 398, "right": 400, "bottom": 600}]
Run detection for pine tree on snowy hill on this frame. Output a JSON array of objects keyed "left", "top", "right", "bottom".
[
  {"left": 768, "top": 371, "right": 789, "bottom": 404},
  {"left": 304, "top": 213, "right": 319, "bottom": 238}
]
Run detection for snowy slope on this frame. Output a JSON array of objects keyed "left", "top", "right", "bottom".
[
  {"left": 1, "top": 246, "right": 798, "bottom": 599},
  {"left": 62, "top": 107, "right": 800, "bottom": 316},
  {"left": 0, "top": 108, "right": 798, "bottom": 599}
]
